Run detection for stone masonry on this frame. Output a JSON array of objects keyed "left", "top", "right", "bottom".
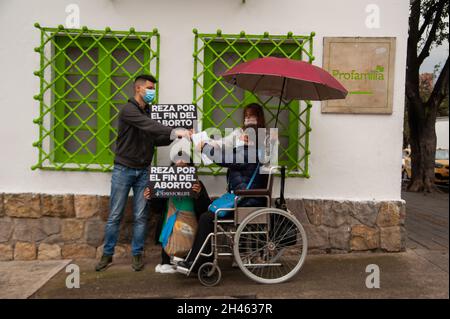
[{"left": 0, "top": 193, "right": 406, "bottom": 260}]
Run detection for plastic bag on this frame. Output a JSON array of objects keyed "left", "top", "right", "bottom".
[{"left": 161, "top": 201, "right": 197, "bottom": 258}]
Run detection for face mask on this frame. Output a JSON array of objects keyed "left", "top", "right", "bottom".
[
  {"left": 244, "top": 116, "right": 258, "bottom": 126},
  {"left": 143, "top": 88, "right": 156, "bottom": 104}
]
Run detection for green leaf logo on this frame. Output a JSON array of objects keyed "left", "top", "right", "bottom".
[{"left": 376, "top": 65, "right": 384, "bottom": 72}]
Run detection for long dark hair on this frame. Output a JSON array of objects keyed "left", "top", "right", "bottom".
[{"left": 243, "top": 103, "right": 266, "bottom": 129}]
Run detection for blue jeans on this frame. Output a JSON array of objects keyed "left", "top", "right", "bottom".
[{"left": 103, "top": 164, "right": 149, "bottom": 256}]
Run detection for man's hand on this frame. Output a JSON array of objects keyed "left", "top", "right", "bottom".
[
  {"left": 174, "top": 129, "right": 192, "bottom": 139},
  {"left": 199, "top": 139, "right": 219, "bottom": 151},
  {"left": 199, "top": 140, "right": 206, "bottom": 151},
  {"left": 144, "top": 187, "right": 152, "bottom": 200}
]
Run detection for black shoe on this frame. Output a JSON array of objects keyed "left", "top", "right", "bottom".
[
  {"left": 95, "top": 255, "right": 113, "bottom": 272},
  {"left": 132, "top": 254, "right": 144, "bottom": 272}
]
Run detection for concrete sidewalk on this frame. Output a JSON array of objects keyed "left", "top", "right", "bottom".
[
  {"left": 2, "top": 189, "right": 448, "bottom": 299},
  {"left": 0, "top": 259, "right": 72, "bottom": 299},
  {"left": 28, "top": 249, "right": 448, "bottom": 299}
]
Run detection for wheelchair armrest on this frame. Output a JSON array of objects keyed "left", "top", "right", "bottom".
[{"left": 234, "top": 189, "right": 270, "bottom": 196}]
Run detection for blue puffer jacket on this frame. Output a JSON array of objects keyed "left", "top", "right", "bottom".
[{"left": 203, "top": 143, "right": 268, "bottom": 207}]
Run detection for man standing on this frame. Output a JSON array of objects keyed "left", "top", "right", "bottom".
[{"left": 96, "top": 74, "right": 189, "bottom": 272}]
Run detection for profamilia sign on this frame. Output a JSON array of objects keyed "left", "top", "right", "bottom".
[
  {"left": 150, "top": 104, "right": 197, "bottom": 129},
  {"left": 148, "top": 166, "right": 197, "bottom": 198},
  {"left": 322, "top": 37, "right": 396, "bottom": 114}
]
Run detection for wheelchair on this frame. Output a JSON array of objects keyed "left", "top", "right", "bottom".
[{"left": 176, "top": 166, "right": 308, "bottom": 286}]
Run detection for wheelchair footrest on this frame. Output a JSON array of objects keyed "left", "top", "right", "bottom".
[{"left": 217, "top": 219, "right": 234, "bottom": 224}]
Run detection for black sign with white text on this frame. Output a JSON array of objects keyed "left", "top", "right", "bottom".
[
  {"left": 148, "top": 166, "right": 197, "bottom": 198},
  {"left": 149, "top": 104, "right": 197, "bottom": 129}
]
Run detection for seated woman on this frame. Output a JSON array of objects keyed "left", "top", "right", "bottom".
[
  {"left": 177, "top": 104, "right": 268, "bottom": 271},
  {"left": 144, "top": 155, "right": 211, "bottom": 273},
  {"left": 221, "top": 102, "right": 266, "bottom": 149}
]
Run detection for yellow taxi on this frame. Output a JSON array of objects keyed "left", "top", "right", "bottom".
[
  {"left": 402, "top": 148, "right": 449, "bottom": 185},
  {"left": 434, "top": 148, "right": 449, "bottom": 184}
]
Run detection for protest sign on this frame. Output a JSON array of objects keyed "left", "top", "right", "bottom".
[
  {"left": 149, "top": 104, "right": 197, "bottom": 129},
  {"left": 148, "top": 166, "right": 197, "bottom": 198}
]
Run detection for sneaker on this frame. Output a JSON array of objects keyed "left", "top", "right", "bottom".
[
  {"left": 132, "top": 254, "right": 144, "bottom": 272},
  {"left": 171, "top": 256, "right": 184, "bottom": 265},
  {"left": 95, "top": 255, "right": 113, "bottom": 272},
  {"left": 160, "top": 264, "right": 177, "bottom": 274}
]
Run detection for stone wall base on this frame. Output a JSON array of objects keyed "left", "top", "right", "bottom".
[{"left": 0, "top": 192, "right": 406, "bottom": 261}]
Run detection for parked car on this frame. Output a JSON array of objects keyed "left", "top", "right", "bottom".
[
  {"left": 434, "top": 148, "right": 449, "bottom": 185},
  {"left": 402, "top": 147, "right": 449, "bottom": 185}
]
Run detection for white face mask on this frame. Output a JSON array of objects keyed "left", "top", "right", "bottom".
[{"left": 244, "top": 116, "right": 258, "bottom": 126}]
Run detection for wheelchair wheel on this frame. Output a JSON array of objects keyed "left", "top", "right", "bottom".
[
  {"left": 198, "top": 262, "right": 222, "bottom": 287},
  {"left": 233, "top": 208, "right": 307, "bottom": 284}
]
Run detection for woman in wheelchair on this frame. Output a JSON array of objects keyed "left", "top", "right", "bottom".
[{"left": 177, "top": 103, "right": 268, "bottom": 272}]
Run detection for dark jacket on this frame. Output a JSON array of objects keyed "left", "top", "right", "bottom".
[
  {"left": 151, "top": 181, "right": 211, "bottom": 244},
  {"left": 203, "top": 143, "right": 268, "bottom": 207},
  {"left": 114, "top": 98, "right": 173, "bottom": 169}
]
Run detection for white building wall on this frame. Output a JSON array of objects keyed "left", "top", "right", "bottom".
[
  {"left": 0, "top": 0, "right": 409, "bottom": 200},
  {"left": 436, "top": 117, "right": 449, "bottom": 149}
]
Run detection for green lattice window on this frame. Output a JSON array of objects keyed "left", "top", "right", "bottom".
[
  {"left": 32, "top": 24, "right": 160, "bottom": 171},
  {"left": 193, "top": 30, "right": 314, "bottom": 176}
]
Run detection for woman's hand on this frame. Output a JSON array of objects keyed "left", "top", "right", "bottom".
[
  {"left": 239, "top": 133, "right": 249, "bottom": 145},
  {"left": 192, "top": 182, "right": 202, "bottom": 194},
  {"left": 270, "top": 129, "right": 278, "bottom": 141},
  {"left": 144, "top": 187, "right": 152, "bottom": 200}
]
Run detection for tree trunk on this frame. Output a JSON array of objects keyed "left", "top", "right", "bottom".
[
  {"left": 407, "top": 100, "right": 438, "bottom": 193},
  {"left": 405, "top": 0, "right": 449, "bottom": 193}
]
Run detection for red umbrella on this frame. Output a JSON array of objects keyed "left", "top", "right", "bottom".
[
  {"left": 222, "top": 56, "right": 348, "bottom": 101},
  {"left": 222, "top": 57, "right": 347, "bottom": 127}
]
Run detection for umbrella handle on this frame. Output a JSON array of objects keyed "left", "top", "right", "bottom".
[{"left": 274, "top": 77, "right": 287, "bottom": 129}]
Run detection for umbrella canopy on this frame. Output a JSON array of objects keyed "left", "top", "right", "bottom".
[{"left": 222, "top": 56, "right": 348, "bottom": 101}]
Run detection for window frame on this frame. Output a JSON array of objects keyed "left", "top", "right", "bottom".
[
  {"left": 193, "top": 31, "right": 314, "bottom": 177},
  {"left": 32, "top": 25, "right": 160, "bottom": 172}
]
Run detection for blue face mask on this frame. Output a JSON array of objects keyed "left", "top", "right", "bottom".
[{"left": 143, "top": 88, "right": 156, "bottom": 104}]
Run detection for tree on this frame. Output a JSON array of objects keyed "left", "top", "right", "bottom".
[
  {"left": 435, "top": 63, "right": 449, "bottom": 116},
  {"left": 406, "top": 0, "right": 449, "bottom": 192}
]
